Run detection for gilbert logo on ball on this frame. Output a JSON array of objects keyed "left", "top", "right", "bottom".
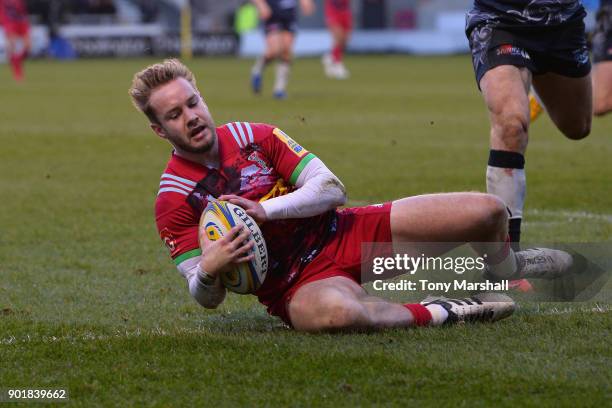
[{"left": 199, "top": 200, "right": 268, "bottom": 294}]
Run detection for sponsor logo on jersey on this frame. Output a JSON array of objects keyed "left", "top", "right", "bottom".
[
  {"left": 247, "top": 151, "right": 271, "bottom": 173},
  {"left": 272, "top": 128, "right": 307, "bottom": 157},
  {"left": 496, "top": 44, "right": 530, "bottom": 60}
]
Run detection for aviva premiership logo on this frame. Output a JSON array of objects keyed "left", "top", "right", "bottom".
[{"left": 273, "top": 128, "right": 307, "bottom": 158}]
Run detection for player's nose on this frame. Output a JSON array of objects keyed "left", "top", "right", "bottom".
[{"left": 186, "top": 109, "right": 199, "bottom": 128}]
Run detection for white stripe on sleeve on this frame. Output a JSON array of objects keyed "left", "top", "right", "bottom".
[
  {"left": 226, "top": 122, "right": 243, "bottom": 148},
  {"left": 158, "top": 187, "right": 190, "bottom": 196},
  {"left": 235, "top": 122, "right": 249, "bottom": 146},
  {"left": 244, "top": 122, "right": 254, "bottom": 144},
  {"left": 161, "top": 173, "right": 197, "bottom": 186},
  {"left": 159, "top": 180, "right": 193, "bottom": 193}
]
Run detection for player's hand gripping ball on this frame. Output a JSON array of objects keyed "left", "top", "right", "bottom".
[{"left": 199, "top": 200, "right": 268, "bottom": 294}]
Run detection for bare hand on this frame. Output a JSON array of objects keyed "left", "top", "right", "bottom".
[
  {"left": 199, "top": 225, "right": 255, "bottom": 277},
  {"left": 218, "top": 194, "right": 268, "bottom": 224}
]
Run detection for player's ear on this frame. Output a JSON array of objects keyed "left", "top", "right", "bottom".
[{"left": 150, "top": 123, "right": 167, "bottom": 139}]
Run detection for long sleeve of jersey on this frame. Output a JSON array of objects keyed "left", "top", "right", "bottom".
[
  {"left": 177, "top": 256, "right": 226, "bottom": 308},
  {"left": 260, "top": 156, "right": 346, "bottom": 219}
]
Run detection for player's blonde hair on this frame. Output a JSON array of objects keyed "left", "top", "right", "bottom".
[{"left": 129, "top": 59, "right": 197, "bottom": 124}]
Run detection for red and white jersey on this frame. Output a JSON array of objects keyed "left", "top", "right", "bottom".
[{"left": 155, "top": 122, "right": 336, "bottom": 304}]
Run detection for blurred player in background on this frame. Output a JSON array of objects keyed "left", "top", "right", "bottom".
[
  {"left": 128, "top": 59, "right": 589, "bottom": 332},
  {"left": 591, "top": 0, "right": 612, "bottom": 115},
  {"left": 322, "top": 0, "right": 352, "bottom": 79},
  {"left": 530, "top": 0, "right": 612, "bottom": 119},
  {"left": 250, "top": 0, "right": 315, "bottom": 99},
  {"left": 466, "top": 0, "right": 592, "bottom": 273},
  {"left": 0, "top": 0, "right": 30, "bottom": 81}
]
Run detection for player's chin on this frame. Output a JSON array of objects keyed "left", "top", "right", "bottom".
[
  {"left": 189, "top": 137, "right": 214, "bottom": 153},
  {"left": 187, "top": 131, "right": 213, "bottom": 151}
]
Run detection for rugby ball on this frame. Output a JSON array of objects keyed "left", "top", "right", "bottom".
[{"left": 199, "top": 200, "right": 268, "bottom": 294}]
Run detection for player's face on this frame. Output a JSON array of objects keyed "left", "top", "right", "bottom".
[{"left": 149, "top": 77, "right": 217, "bottom": 154}]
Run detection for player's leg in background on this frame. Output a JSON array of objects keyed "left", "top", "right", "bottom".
[
  {"left": 5, "top": 32, "right": 16, "bottom": 62},
  {"left": 532, "top": 72, "right": 592, "bottom": 140},
  {"left": 251, "top": 31, "right": 281, "bottom": 94},
  {"left": 13, "top": 28, "right": 31, "bottom": 81},
  {"left": 323, "top": 23, "right": 350, "bottom": 79},
  {"left": 272, "top": 30, "right": 294, "bottom": 99},
  {"left": 5, "top": 33, "right": 24, "bottom": 81},
  {"left": 322, "top": 24, "right": 339, "bottom": 77},
  {"left": 528, "top": 87, "right": 544, "bottom": 122},
  {"left": 480, "top": 65, "right": 531, "bottom": 252},
  {"left": 333, "top": 23, "right": 350, "bottom": 78},
  {"left": 21, "top": 27, "right": 31, "bottom": 59},
  {"left": 592, "top": 62, "right": 612, "bottom": 116}
]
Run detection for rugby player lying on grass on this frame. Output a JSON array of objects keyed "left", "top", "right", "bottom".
[{"left": 129, "top": 59, "right": 578, "bottom": 332}]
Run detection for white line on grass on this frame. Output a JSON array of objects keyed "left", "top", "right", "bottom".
[
  {"left": 531, "top": 303, "right": 612, "bottom": 316},
  {"left": 528, "top": 209, "right": 612, "bottom": 222},
  {"left": 345, "top": 200, "right": 612, "bottom": 223}
]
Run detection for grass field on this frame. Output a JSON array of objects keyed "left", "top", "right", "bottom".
[{"left": 1, "top": 55, "right": 611, "bottom": 406}]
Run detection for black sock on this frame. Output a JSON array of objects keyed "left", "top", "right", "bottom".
[{"left": 508, "top": 218, "right": 521, "bottom": 251}]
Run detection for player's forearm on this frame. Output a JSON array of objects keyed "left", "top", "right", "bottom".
[
  {"left": 188, "top": 267, "right": 226, "bottom": 309},
  {"left": 178, "top": 256, "right": 226, "bottom": 309},
  {"left": 261, "top": 158, "right": 346, "bottom": 219}
]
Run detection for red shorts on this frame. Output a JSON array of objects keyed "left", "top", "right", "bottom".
[
  {"left": 325, "top": 6, "right": 352, "bottom": 31},
  {"left": 1, "top": 20, "right": 29, "bottom": 36},
  {"left": 267, "top": 203, "right": 392, "bottom": 325}
]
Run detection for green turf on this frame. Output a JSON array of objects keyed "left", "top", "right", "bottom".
[{"left": 0, "top": 56, "right": 610, "bottom": 406}]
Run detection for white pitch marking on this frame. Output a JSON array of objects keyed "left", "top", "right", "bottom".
[
  {"left": 538, "top": 304, "right": 612, "bottom": 316},
  {"left": 345, "top": 200, "right": 612, "bottom": 223}
]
